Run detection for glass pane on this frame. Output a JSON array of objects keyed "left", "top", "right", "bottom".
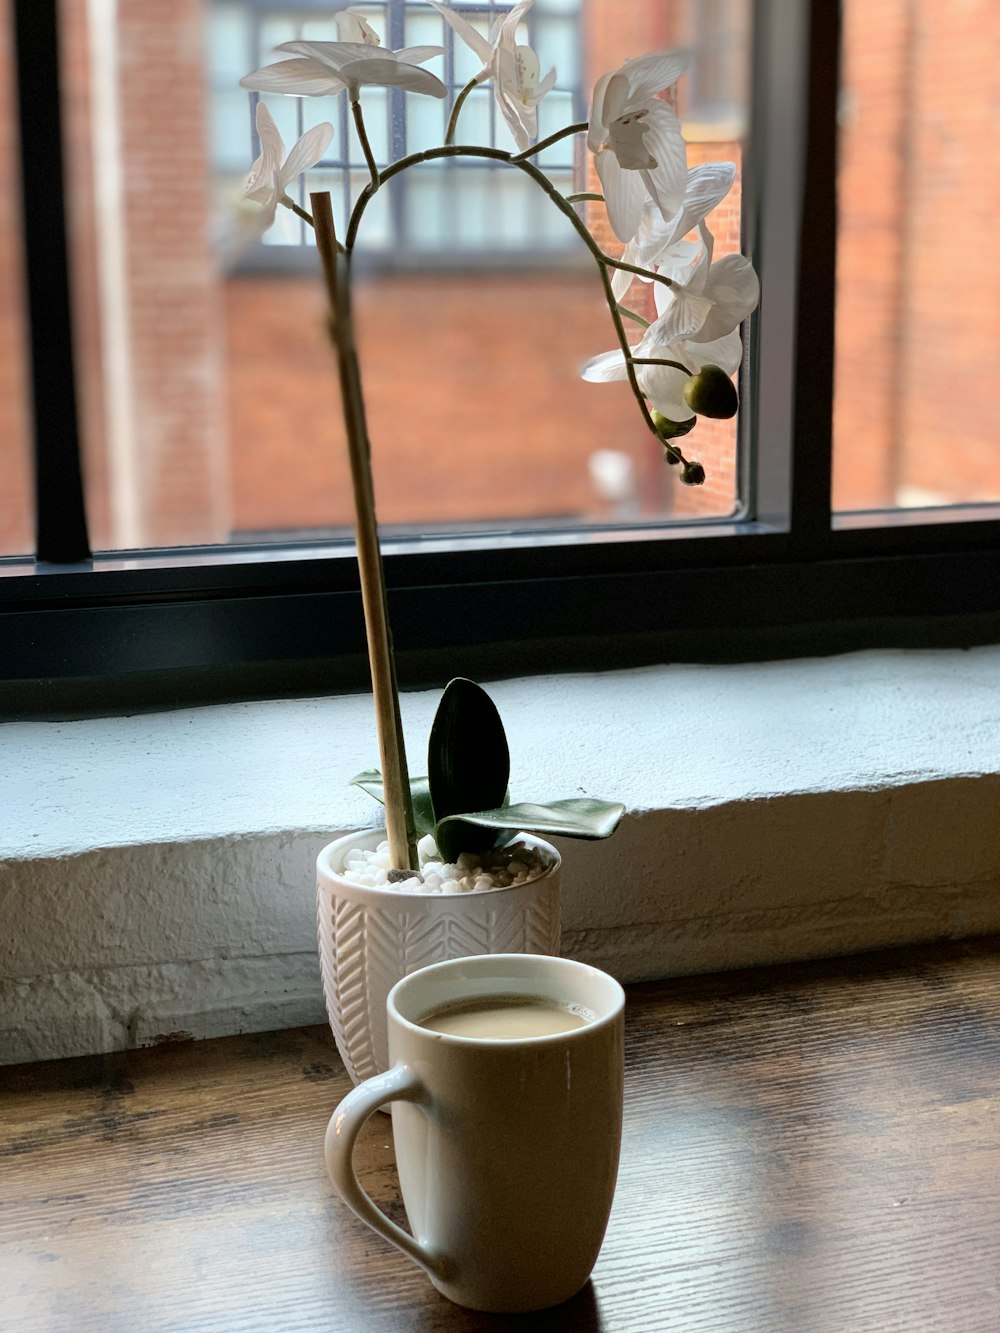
[
  {"left": 586, "top": 0, "right": 752, "bottom": 524},
  {"left": 834, "top": 1, "right": 1000, "bottom": 512},
  {"left": 0, "top": 0, "right": 33, "bottom": 557},
  {"left": 56, "top": 0, "right": 752, "bottom": 551}
]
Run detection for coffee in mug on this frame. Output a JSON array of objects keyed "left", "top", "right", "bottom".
[
  {"left": 325, "top": 953, "right": 625, "bottom": 1313},
  {"left": 417, "top": 993, "right": 593, "bottom": 1038}
]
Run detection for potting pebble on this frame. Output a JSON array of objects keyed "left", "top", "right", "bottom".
[{"left": 342, "top": 837, "right": 546, "bottom": 892}]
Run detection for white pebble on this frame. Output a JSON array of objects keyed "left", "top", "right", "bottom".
[
  {"left": 417, "top": 834, "right": 438, "bottom": 865},
  {"left": 340, "top": 839, "right": 548, "bottom": 891}
]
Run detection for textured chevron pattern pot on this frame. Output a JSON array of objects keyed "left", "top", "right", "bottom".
[{"left": 316, "top": 829, "right": 562, "bottom": 1085}]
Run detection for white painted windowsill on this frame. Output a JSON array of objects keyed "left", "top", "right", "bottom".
[{"left": 4, "top": 646, "right": 1000, "bottom": 1064}]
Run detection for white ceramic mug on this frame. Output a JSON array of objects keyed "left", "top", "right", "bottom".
[{"left": 324, "top": 953, "right": 625, "bottom": 1314}]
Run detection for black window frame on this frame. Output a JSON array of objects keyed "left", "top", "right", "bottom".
[{"left": 5, "top": 0, "right": 1000, "bottom": 717}]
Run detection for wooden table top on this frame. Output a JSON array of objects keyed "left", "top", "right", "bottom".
[{"left": 3, "top": 937, "right": 1000, "bottom": 1332}]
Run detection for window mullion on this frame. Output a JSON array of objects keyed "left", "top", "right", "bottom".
[
  {"left": 786, "top": 0, "right": 838, "bottom": 549},
  {"left": 747, "top": 0, "right": 837, "bottom": 553},
  {"left": 12, "top": 0, "right": 91, "bottom": 564}
]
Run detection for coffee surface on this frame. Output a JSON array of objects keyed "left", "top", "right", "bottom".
[{"left": 418, "top": 994, "right": 592, "bottom": 1039}]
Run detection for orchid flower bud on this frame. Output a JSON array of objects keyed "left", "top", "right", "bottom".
[
  {"left": 650, "top": 409, "right": 696, "bottom": 440},
  {"left": 682, "top": 365, "right": 739, "bottom": 419},
  {"left": 680, "top": 460, "right": 706, "bottom": 486}
]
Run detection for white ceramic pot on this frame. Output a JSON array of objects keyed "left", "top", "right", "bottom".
[{"left": 316, "top": 828, "right": 561, "bottom": 1085}]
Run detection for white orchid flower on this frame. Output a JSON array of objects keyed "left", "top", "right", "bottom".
[
  {"left": 426, "top": 0, "right": 556, "bottom": 151},
  {"left": 611, "top": 161, "right": 737, "bottom": 301},
  {"left": 648, "top": 220, "right": 760, "bottom": 348},
  {"left": 241, "top": 39, "right": 446, "bottom": 101},
  {"left": 243, "top": 101, "right": 334, "bottom": 236},
  {"left": 587, "top": 50, "right": 690, "bottom": 244},
  {"left": 583, "top": 219, "right": 758, "bottom": 421},
  {"left": 582, "top": 324, "right": 744, "bottom": 424},
  {"left": 331, "top": 8, "right": 381, "bottom": 46}
]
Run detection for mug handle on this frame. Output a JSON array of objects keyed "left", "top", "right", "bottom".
[{"left": 324, "top": 1062, "right": 449, "bottom": 1281}]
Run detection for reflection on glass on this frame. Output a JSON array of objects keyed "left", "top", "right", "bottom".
[
  {"left": 53, "top": 0, "right": 751, "bottom": 551},
  {"left": 834, "top": 1, "right": 1000, "bottom": 513}
]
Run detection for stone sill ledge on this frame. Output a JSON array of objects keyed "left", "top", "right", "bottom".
[{"left": 4, "top": 646, "right": 1000, "bottom": 1064}]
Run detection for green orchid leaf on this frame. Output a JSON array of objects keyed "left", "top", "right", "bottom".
[
  {"left": 428, "top": 678, "right": 510, "bottom": 824},
  {"left": 437, "top": 797, "right": 626, "bottom": 850},
  {"left": 350, "top": 769, "right": 436, "bottom": 838}
]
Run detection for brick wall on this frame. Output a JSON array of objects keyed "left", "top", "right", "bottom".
[
  {"left": 226, "top": 268, "right": 670, "bottom": 531},
  {"left": 56, "top": 0, "right": 229, "bottom": 551},
  {"left": 834, "top": 0, "right": 1000, "bottom": 508}
]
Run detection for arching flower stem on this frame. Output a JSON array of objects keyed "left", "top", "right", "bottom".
[
  {"left": 444, "top": 78, "right": 478, "bottom": 145},
  {"left": 509, "top": 121, "right": 588, "bottom": 161},
  {"left": 602, "top": 254, "right": 676, "bottom": 291},
  {"left": 351, "top": 99, "right": 380, "bottom": 190},
  {"left": 280, "top": 195, "right": 315, "bottom": 227},
  {"left": 632, "top": 355, "right": 692, "bottom": 374},
  {"left": 343, "top": 143, "right": 680, "bottom": 456}
]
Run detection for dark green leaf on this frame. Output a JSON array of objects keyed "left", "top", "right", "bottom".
[
  {"left": 437, "top": 797, "right": 625, "bottom": 849},
  {"left": 350, "top": 770, "right": 436, "bottom": 838},
  {"left": 427, "top": 678, "right": 510, "bottom": 825}
]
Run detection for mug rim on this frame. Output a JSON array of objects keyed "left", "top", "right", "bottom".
[{"left": 387, "top": 953, "right": 625, "bottom": 1047}]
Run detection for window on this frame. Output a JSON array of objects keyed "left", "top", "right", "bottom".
[
  {"left": 22, "top": 0, "right": 752, "bottom": 556},
  {"left": 210, "top": 1, "right": 586, "bottom": 258},
  {"left": 3, "top": 1, "right": 999, "bottom": 713}
]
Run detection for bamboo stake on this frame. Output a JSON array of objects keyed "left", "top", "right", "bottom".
[{"left": 310, "top": 191, "right": 417, "bottom": 871}]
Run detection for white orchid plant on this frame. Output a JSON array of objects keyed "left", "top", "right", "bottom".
[{"left": 237, "top": 2, "right": 759, "bottom": 874}]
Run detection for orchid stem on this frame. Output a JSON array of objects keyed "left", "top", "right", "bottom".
[
  {"left": 351, "top": 99, "right": 380, "bottom": 192},
  {"left": 510, "top": 121, "right": 588, "bottom": 161},
  {"left": 343, "top": 142, "right": 674, "bottom": 451},
  {"left": 310, "top": 190, "right": 417, "bottom": 872},
  {"left": 632, "top": 356, "right": 692, "bottom": 374},
  {"left": 566, "top": 191, "right": 604, "bottom": 204},
  {"left": 279, "top": 195, "right": 316, "bottom": 227},
  {"left": 619, "top": 307, "right": 650, "bottom": 328},
  {"left": 445, "top": 78, "right": 477, "bottom": 146},
  {"left": 600, "top": 254, "right": 676, "bottom": 292}
]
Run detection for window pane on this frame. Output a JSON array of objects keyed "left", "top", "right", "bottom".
[
  {"left": 57, "top": 0, "right": 752, "bottom": 551},
  {"left": 0, "top": 0, "right": 33, "bottom": 558},
  {"left": 834, "top": 0, "right": 1000, "bottom": 513}
]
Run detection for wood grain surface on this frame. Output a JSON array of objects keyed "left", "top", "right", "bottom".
[{"left": 3, "top": 937, "right": 1000, "bottom": 1332}]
